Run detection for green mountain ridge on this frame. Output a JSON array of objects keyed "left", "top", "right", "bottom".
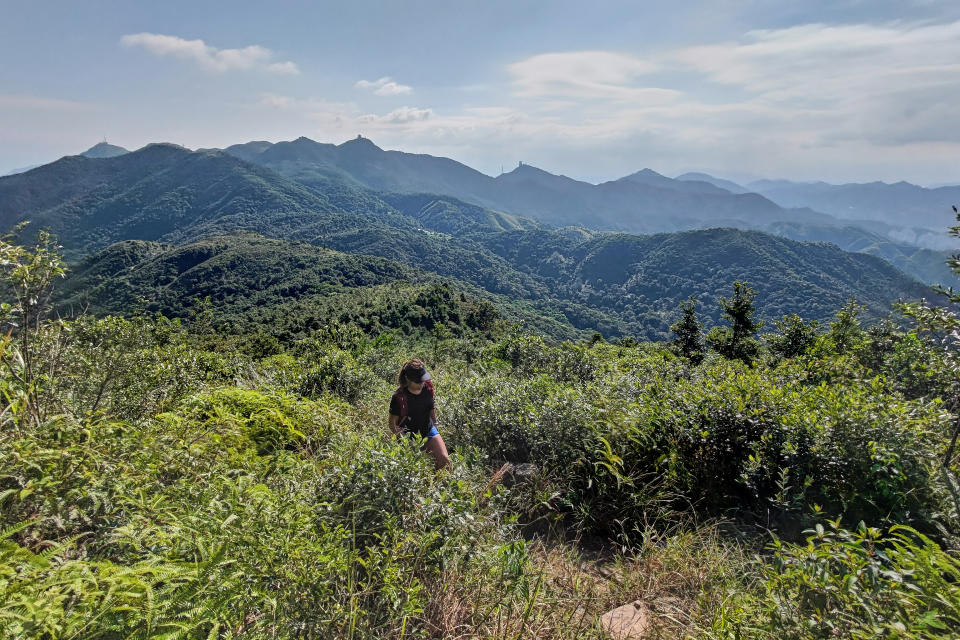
[
  {"left": 54, "top": 232, "right": 593, "bottom": 342},
  {"left": 222, "top": 136, "right": 958, "bottom": 284},
  {"left": 0, "top": 140, "right": 939, "bottom": 341}
]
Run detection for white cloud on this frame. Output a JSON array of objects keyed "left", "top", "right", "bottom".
[
  {"left": 673, "top": 21, "right": 960, "bottom": 100},
  {"left": 247, "top": 19, "right": 960, "bottom": 184},
  {"left": 266, "top": 61, "right": 300, "bottom": 75},
  {"left": 355, "top": 76, "right": 413, "bottom": 96},
  {"left": 120, "top": 33, "right": 300, "bottom": 74},
  {"left": 384, "top": 107, "right": 432, "bottom": 123},
  {"left": 358, "top": 106, "right": 433, "bottom": 124},
  {"left": 508, "top": 51, "right": 676, "bottom": 102},
  {"left": 666, "top": 19, "right": 960, "bottom": 146}
]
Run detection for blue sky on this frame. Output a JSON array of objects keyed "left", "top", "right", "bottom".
[{"left": 2, "top": 0, "right": 960, "bottom": 184}]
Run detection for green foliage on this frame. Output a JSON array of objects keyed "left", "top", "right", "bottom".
[
  {"left": 491, "top": 333, "right": 601, "bottom": 384},
  {"left": 671, "top": 295, "right": 706, "bottom": 364},
  {"left": 767, "top": 314, "right": 820, "bottom": 360},
  {"left": 178, "top": 387, "right": 334, "bottom": 455},
  {"left": 588, "top": 355, "right": 950, "bottom": 534},
  {"left": 827, "top": 299, "right": 866, "bottom": 355},
  {"left": 0, "top": 228, "right": 66, "bottom": 429},
  {"left": 754, "top": 522, "right": 960, "bottom": 639},
  {"left": 264, "top": 341, "right": 378, "bottom": 404},
  {"left": 707, "top": 281, "right": 763, "bottom": 365},
  {"left": 1, "top": 232, "right": 958, "bottom": 638}
]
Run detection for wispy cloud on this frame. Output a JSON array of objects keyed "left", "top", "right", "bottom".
[
  {"left": 359, "top": 106, "right": 433, "bottom": 123},
  {"left": 673, "top": 21, "right": 960, "bottom": 98},
  {"left": 355, "top": 76, "right": 413, "bottom": 96},
  {"left": 120, "top": 33, "right": 300, "bottom": 75},
  {"left": 508, "top": 51, "right": 675, "bottom": 102},
  {"left": 667, "top": 19, "right": 960, "bottom": 145},
  {"left": 252, "top": 19, "right": 960, "bottom": 183}
]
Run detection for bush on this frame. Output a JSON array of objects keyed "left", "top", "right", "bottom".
[
  {"left": 262, "top": 342, "right": 378, "bottom": 404},
  {"left": 756, "top": 521, "right": 960, "bottom": 639},
  {"left": 592, "top": 356, "right": 949, "bottom": 533}
]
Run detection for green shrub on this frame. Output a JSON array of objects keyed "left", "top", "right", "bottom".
[
  {"left": 179, "top": 387, "right": 343, "bottom": 455},
  {"left": 264, "top": 341, "right": 378, "bottom": 403},
  {"left": 757, "top": 521, "right": 960, "bottom": 639},
  {"left": 592, "top": 357, "right": 949, "bottom": 533},
  {"left": 492, "top": 334, "right": 601, "bottom": 383}
]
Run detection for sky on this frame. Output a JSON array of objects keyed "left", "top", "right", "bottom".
[{"left": 2, "top": 0, "right": 960, "bottom": 185}]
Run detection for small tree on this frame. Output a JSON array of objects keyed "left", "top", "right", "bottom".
[
  {"left": 670, "top": 295, "right": 706, "bottom": 364},
  {"left": 828, "top": 299, "right": 865, "bottom": 355},
  {"left": 767, "top": 314, "right": 820, "bottom": 359},
  {"left": 707, "top": 281, "right": 763, "bottom": 365},
  {"left": 900, "top": 205, "right": 960, "bottom": 472},
  {"left": 467, "top": 299, "right": 499, "bottom": 333},
  {"left": 0, "top": 228, "right": 67, "bottom": 429}
]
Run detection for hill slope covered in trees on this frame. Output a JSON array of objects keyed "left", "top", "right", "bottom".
[
  {"left": 2, "top": 226, "right": 959, "bottom": 638},
  {"left": 0, "top": 142, "right": 939, "bottom": 341}
]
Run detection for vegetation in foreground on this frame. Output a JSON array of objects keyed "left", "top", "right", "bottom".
[{"left": 1, "top": 230, "right": 959, "bottom": 639}]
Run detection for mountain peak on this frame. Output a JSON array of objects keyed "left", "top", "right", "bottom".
[
  {"left": 338, "top": 135, "right": 382, "bottom": 151},
  {"left": 675, "top": 172, "right": 750, "bottom": 194},
  {"left": 516, "top": 162, "right": 546, "bottom": 173},
  {"left": 614, "top": 168, "right": 676, "bottom": 188},
  {"left": 141, "top": 142, "right": 190, "bottom": 152},
  {"left": 622, "top": 168, "right": 668, "bottom": 180},
  {"left": 80, "top": 141, "right": 129, "bottom": 159},
  {"left": 635, "top": 168, "right": 665, "bottom": 177},
  {"left": 501, "top": 162, "right": 553, "bottom": 178}
]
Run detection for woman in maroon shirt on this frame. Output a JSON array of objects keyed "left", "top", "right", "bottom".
[{"left": 388, "top": 359, "right": 450, "bottom": 470}]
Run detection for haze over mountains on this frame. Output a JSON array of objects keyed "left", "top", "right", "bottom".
[{"left": 0, "top": 136, "right": 954, "bottom": 340}]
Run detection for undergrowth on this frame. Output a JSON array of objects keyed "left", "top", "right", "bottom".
[{"left": 1, "top": 234, "right": 959, "bottom": 638}]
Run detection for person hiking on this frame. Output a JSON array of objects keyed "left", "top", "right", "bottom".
[{"left": 389, "top": 359, "right": 451, "bottom": 470}]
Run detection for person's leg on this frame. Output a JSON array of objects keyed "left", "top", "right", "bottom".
[{"left": 425, "top": 434, "right": 450, "bottom": 470}]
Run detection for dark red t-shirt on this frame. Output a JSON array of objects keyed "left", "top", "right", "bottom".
[{"left": 389, "top": 387, "right": 435, "bottom": 436}]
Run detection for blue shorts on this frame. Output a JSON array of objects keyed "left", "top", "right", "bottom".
[{"left": 402, "top": 420, "right": 439, "bottom": 443}]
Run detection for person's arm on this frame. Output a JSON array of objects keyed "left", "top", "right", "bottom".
[
  {"left": 429, "top": 405, "right": 439, "bottom": 430},
  {"left": 388, "top": 413, "right": 402, "bottom": 436}
]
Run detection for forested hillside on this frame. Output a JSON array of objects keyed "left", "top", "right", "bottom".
[
  {"left": 2, "top": 227, "right": 959, "bottom": 638},
  {"left": 0, "top": 145, "right": 937, "bottom": 342},
  {"left": 223, "top": 136, "right": 960, "bottom": 287}
]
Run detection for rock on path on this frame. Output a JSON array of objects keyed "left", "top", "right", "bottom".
[{"left": 600, "top": 600, "right": 651, "bottom": 639}]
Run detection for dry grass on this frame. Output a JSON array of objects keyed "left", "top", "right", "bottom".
[{"left": 418, "top": 523, "right": 753, "bottom": 639}]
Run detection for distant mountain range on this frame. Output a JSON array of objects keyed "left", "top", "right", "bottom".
[
  {"left": 746, "top": 178, "right": 960, "bottom": 246},
  {"left": 0, "top": 137, "right": 948, "bottom": 339},
  {"left": 676, "top": 171, "right": 959, "bottom": 248},
  {"left": 225, "top": 136, "right": 831, "bottom": 234},
  {"left": 219, "top": 136, "right": 958, "bottom": 288}
]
